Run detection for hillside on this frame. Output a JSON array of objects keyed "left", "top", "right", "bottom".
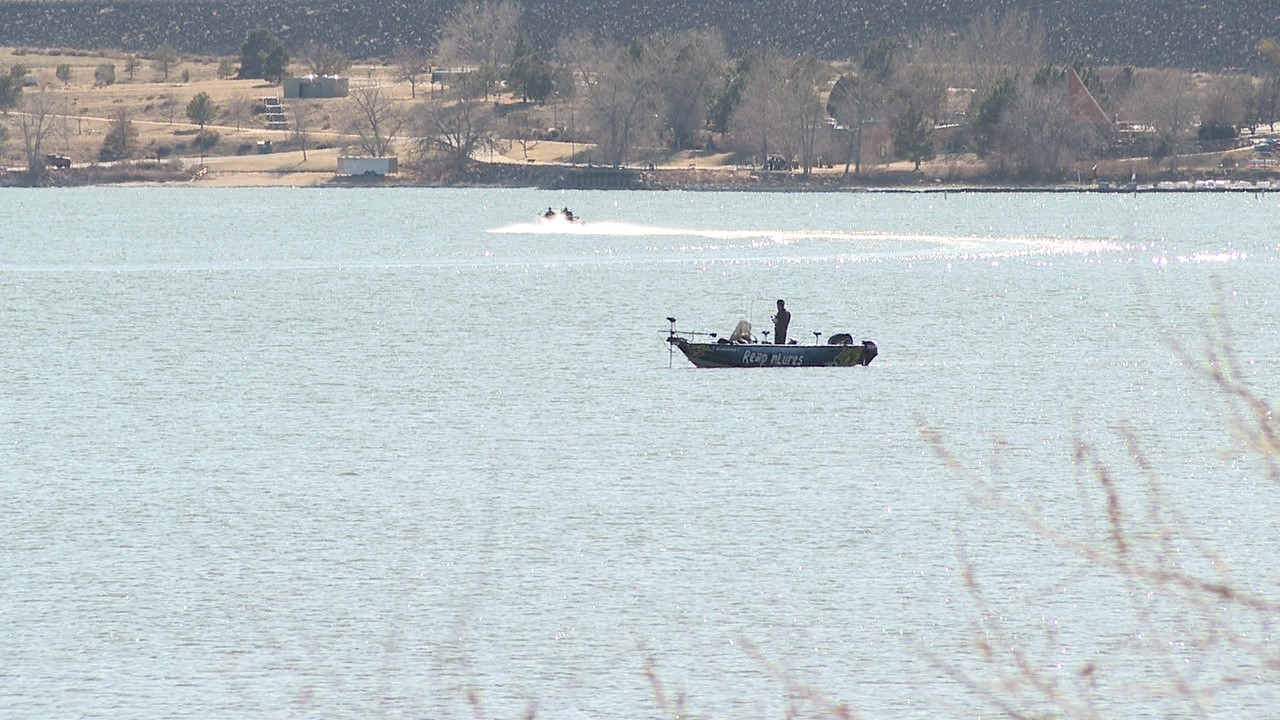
[{"left": 0, "top": 0, "right": 1271, "bottom": 71}]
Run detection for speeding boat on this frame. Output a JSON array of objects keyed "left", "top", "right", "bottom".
[
  {"left": 539, "top": 207, "right": 581, "bottom": 223},
  {"left": 665, "top": 317, "right": 877, "bottom": 368}
]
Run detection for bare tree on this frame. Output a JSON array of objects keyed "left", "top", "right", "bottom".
[
  {"left": 792, "top": 56, "right": 832, "bottom": 175},
  {"left": 297, "top": 42, "right": 351, "bottom": 77},
  {"left": 392, "top": 43, "right": 429, "bottom": 99},
  {"left": 152, "top": 42, "right": 179, "bottom": 82},
  {"left": 580, "top": 38, "right": 659, "bottom": 167},
  {"left": 554, "top": 30, "right": 598, "bottom": 95},
  {"left": 159, "top": 92, "right": 178, "bottom": 124},
  {"left": 223, "top": 93, "right": 253, "bottom": 131},
  {"left": 1127, "top": 68, "right": 1198, "bottom": 169},
  {"left": 291, "top": 101, "right": 314, "bottom": 161},
  {"left": 897, "top": 28, "right": 953, "bottom": 126},
  {"left": 997, "top": 79, "right": 1099, "bottom": 178},
  {"left": 413, "top": 93, "right": 500, "bottom": 176},
  {"left": 1250, "top": 75, "right": 1280, "bottom": 131},
  {"left": 435, "top": 0, "right": 521, "bottom": 72},
  {"left": 505, "top": 108, "right": 539, "bottom": 160},
  {"left": 732, "top": 51, "right": 790, "bottom": 168},
  {"left": 346, "top": 83, "right": 404, "bottom": 157},
  {"left": 732, "top": 52, "right": 829, "bottom": 174},
  {"left": 1258, "top": 39, "right": 1280, "bottom": 130},
  {"left": 1200, "top": 73, "right": 1253, "bottom": 130},
  {"left": 829, "top": 39, "right": 898, "bottom": 175},
  {"left": 18, "top": 86, "right": 60, "bottom": 176},
  {"left": 957, "top": 9, "right": 1046, "bottom": 98},
  {"left": 649, "top": 30, "right": 726, "bottom": 151}
]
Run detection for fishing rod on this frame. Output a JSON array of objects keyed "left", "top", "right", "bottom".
[{"left": 663, "top": 316, "right": 720, "bottom": 368}]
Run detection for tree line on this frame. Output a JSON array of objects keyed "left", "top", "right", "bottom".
[
  {"left": 6, "top": 2, "right": 1280, "bottom": 181},
  {"left": 355, "top": 3, "right": 1277, "bottom": 180},
  {"left": 392, "top": 4, "right": 1280, "bottom": 181}
]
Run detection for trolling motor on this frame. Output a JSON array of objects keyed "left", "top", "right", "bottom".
[
  {"left": 665, "top": 316, "right": 726, "bottom": 367},
  {"left": 664, "top": 317, "right": 717, "bottom": 342}
]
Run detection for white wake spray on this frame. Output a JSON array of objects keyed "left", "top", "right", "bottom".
[{"left": 489, "top": 219, "right": 1123, "bottom": 259}]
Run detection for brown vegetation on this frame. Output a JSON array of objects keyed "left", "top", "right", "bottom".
[
  {"left": 3, "top": 23, "right": 1279, "bottom": 190},
  {"left": 919, "top": 298, "right": 1280, "bottom": 718}
]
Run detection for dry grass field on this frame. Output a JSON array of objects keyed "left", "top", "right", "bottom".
[
  {"left": 4, "top": 46, "right": 1270, "bottom": 187},
  {"left": 0, "top": 46, "right": 594, "bottom": 184},
  {"left": 0, "top": 46, "right": 766, "bottom": 187}
]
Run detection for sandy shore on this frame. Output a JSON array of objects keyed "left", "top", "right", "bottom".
[{"left": 186, "top": 169, "right": 337, "bottom": 187}]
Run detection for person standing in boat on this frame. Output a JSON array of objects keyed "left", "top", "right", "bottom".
[{"left": 773, "top": 299, "right": 791, "bottom": 344}]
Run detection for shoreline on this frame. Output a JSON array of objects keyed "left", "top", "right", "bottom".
[{"left": 7, "top": 157, "right": 1279, "bottom": 193}]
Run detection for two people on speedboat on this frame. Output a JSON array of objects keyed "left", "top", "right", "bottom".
[{"left": 543, "top": 207, "right": 578, "bottom": 222}]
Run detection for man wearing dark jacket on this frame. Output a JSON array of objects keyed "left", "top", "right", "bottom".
[{"left": 773, "top": 299, "right": 791, "bottom": 344}]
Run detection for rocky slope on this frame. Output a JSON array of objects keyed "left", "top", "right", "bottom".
[{"left": 0, "top": 0, "right": 1270, "bottom": 71}]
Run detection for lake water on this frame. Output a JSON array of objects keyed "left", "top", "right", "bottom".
[{"left": 3, "top": 187, "right": 1279, "bottom": 719}]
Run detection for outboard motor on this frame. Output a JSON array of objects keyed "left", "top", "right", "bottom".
[{"left": 862, "top": 340, "right": 878, "bottom": 365}]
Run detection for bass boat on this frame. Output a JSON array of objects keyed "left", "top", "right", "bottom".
[{"left": 665, "top": 317, "right": 877, "bottom": 368}]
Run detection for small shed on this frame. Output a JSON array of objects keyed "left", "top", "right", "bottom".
[
  {"left": 283, "top": 75, "right": 349, "bottom": 99},
  {"left": 338, "top": 156, "right": 398, "bottom": 176}
]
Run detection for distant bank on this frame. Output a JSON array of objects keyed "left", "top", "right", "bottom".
[{"left": 8, "top": 161, "right": 1280, "bottom": 193}]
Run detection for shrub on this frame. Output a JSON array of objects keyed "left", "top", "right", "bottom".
[
  {"left": 192, "top": 130, "right": 220, "bottom": 151},
  {"left": 94, "top": 63, "right": 115, "bottom": 86},
  {"left": 1197, "top": 122, "right": 1237, "bottom": 141}
]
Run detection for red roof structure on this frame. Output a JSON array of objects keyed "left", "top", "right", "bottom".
[{"left": 1067, "top": 67, "right": 1112, "bottom": 130}]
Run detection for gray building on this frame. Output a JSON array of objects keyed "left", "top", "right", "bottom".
[{"left": 282, "top": 75, "right": 350, "bottom": 99}]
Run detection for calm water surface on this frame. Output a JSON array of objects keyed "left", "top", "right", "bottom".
[{"left": 3, "top": 188, "right": 1278, "bottom": 719}]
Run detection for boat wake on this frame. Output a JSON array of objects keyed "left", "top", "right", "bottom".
[
  {"left": 489, "top": 220, "right": 1122, "bottom": 258},
  {"left": 493, "top": 220, "right": 752, "bottom": 237}
]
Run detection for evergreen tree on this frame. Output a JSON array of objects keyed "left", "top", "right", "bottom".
[
  {"left": 186, "top": 92, "right": 219, "bottom": 129},
  {"left": 238, "top": 29, "right": 290, "bottom": 82},
  {"left": 0, "top": 68, "right": 22, "bottom": 114},
  {"left": 707, "top": 53, "right": 755, "bottom": 134},
  {"left": 893, "top": 103, "right": 935, "bottom": 170},
  {"left": 507, "top": 35, "right": 553, "bottom": 103},
  {"left": 974, "top": 74, "right": 1018, "bottom": 155}
]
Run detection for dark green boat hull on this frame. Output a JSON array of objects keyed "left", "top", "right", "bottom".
[{"left": 669, "top": 337, "right": 877, "bottom": 368}]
